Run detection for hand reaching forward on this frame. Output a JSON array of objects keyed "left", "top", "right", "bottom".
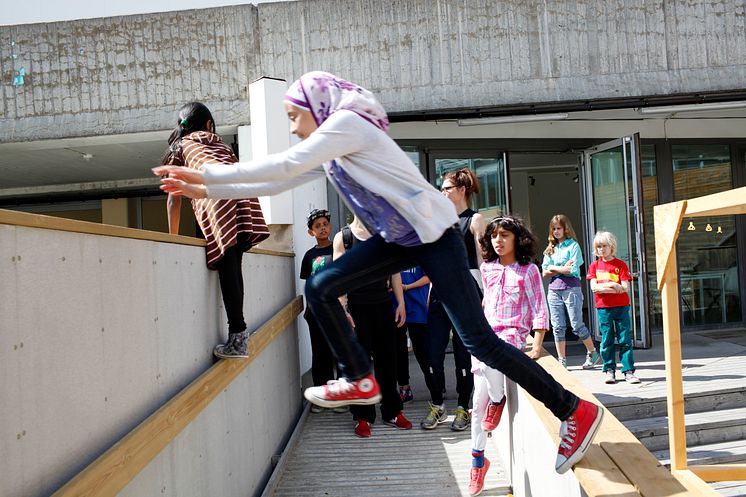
[{"left": 152, "top": 166, "right": 207, "bottom": 199}]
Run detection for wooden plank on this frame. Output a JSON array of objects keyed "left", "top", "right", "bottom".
[
  {"left": 653, "top": 201, "right": 686, "bottom": 291},
  {"left": 523, "top": 349, "right": 703, "bottom": 496},
  {"left": 51, "top": 296, "right": 304, "bottom": 497},
  {"left": 688, "top": 464, "right": 746, "bottom": 483},
  {"left": 0, "top": 208, "right": 205, "bottom": 246},
  {"left": 660, "top": 255, "right": 688, "bottom": 471},
  {"left": 683, "top": 186, "right": 746, "bottom": 217},
  {"left": 671, "top": 469, "right": 724, "bottom": 495}
]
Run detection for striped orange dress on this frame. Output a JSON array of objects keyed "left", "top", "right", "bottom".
[{"left": 168, "top": 131, "right": 270, "bottom": 269}]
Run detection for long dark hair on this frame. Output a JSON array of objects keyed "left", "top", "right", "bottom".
[
  {"left": 480, "top": 215, "right": 537, "bottom": 265},
  {"left": 161, "top": 102, "right": 216, "bottom": 164}
]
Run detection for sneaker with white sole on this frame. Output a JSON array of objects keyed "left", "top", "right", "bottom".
[
  {"left": 559, "top": 357, "right": 567, "bottom": 369},
  {"left": 303, "top": 374, "right": 381, "bottom": 408},
  {"left": 383, "top": 411, "right": 413, "bottom": 430},
  {"left": 420, "top": 402, "right": 447, "bottom": 429},
  {"left": 555, "top": 399, "right": 604, "bottom": 474},
  {"left": 582, "top": 350, "right": 601, "bottom": 369},
  {"left": 624, "top": 372, "right": 641, "bottom": 384},
  {"left": 604, "top": 370, "right": 616, "bottom": 384},
  {"left": 451, "top": 406, "right": 471, "bottom": 431}
]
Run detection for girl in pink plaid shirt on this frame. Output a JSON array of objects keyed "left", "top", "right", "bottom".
[{"left": 467, "top": 215, "right": 549, "bottom": 496}]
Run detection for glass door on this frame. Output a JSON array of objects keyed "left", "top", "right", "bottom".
[
  {"left": 428, "top": 152, "right": 509, "bottom": 217},
  {"left": 581, "top": 134, "right": 651, "bottom": 348}
]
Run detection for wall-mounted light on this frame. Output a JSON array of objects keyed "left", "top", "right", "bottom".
[
  {"left": 637, "top": 101, "right": 746, "bottom": 115},
  {"left": 458, "top": 113, "right": 569, "bottom": 126}
]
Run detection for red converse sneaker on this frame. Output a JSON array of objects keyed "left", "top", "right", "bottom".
[
  {"left": 468, "top": 457, "right": 490, "bottom": 496},
  {"left": 481, "top": 396, "right": 506, "bottom": 432},
  {"left": 304, "top": 374, "right": 381, "bottom": 408},
  {"left": 555, "top": 399, "right": 604, "bottom": 474},
  {"left": 383, "top": 411, "right": 413, "bottom": 430},
  {"left": 354, "top": 420, "right": 371, "bottom": 438}
]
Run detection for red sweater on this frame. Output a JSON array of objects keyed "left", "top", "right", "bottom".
[{"left": 587, "top": 258, "right": 632, "bottom": 308}]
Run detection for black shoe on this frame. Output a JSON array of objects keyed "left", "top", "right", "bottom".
[{"left": 214, "top": 331, "right": 249, "bottom": 359}]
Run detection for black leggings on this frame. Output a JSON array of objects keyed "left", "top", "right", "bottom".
[
  {"left": 396, "top": 322, "right": 433, "bottom": 394},
  {"left": 215, "top": 243, "right": 246, "bottom": 334}
]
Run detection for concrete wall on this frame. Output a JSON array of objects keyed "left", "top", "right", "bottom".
[
  {"left": 2, "top": 0, "right": 746, "bottom": 142},
  {"left": 0, "top": 223, "right": 300, "bottom": 497},
  {"left": 497, "top": 381, "right": 583, "bottom": 497}
]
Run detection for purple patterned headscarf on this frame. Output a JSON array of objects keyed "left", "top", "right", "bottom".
[{"left": 285, "top": 71, "right": 389, "bottom": 132}]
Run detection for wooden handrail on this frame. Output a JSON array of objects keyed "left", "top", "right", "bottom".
[
  {"left": 51, "top": 295, "right": 304, "bottom": 497},
  {"left": 523, "top": 341, "right": 719, "bottom": 496},
  {"left": 0, "top": 208, "right": 293, "bottom": 257}
]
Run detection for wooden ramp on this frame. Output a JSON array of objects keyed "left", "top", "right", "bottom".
[{"left": 264, "top": 400, "right": 512, "bottom": 497}]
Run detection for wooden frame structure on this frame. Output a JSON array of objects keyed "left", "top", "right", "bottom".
[{"left": 654, "top": 186, "right": 746, "bottom": 485}]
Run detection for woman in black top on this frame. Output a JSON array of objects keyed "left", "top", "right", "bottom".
[{"left": 421, "top": 168, "right": 486, "bottom": 432}]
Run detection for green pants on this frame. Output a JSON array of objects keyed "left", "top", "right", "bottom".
[{"left": 598, "top": 306, "right": 635, "bottom": 373}]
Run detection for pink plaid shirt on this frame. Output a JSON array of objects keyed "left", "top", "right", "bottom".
[{"left": 480, "top": 260, "right": 549, "bottom": 349}]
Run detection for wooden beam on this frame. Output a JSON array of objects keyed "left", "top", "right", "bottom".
[
  {"left": 522, "top": 348, "right": 710, "bottom": 496},
  {"left": 660, "top": 252, "right": 688, "bottom": 471},
  {"left": 672, "top": 469, "right": 727, "bottom": 494},
  {"left": 688, "top": 464, "right": 746, "bottom": 483},
  {"left": 51, "top": 296, "right": 304, "bottom": 497},
  {"left": 653, "top": 201, "right": 686, "bottom": 290},
  {"left": 0, "top": 208, "right": 205, "bottom": 246},
  {"left": 683, "top": 186, "right": 746, "bottom": 217}
]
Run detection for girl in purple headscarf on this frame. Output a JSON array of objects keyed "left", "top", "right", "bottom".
[{"left": 153, "top": 71, "right": 602, "bottom": 475}]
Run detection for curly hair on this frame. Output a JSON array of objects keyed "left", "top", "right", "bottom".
[
  {"left": 443, "top": 168, "right": 480, "bottom": 201},
  {"left": 480, "top": 215, "right": 537, "bottom": 266},
  {"left": 544, "top": 214, "right": 579, "bottom": 256}
]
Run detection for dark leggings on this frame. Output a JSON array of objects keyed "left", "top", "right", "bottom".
[
  {"left": 349, "top": 300, "right": 403, "bottom": 423},
  {"left": 396, "top": 322, "right": 434, "bottom": 394},
  {"left": 214, "top": 243, "right": 246, "bottom": 333},
  {"left": 427, "top": 299, "right": 474, "bottom": 407},
  {"left": 305, "top": 311, "right": 337, "bottom": 386}
]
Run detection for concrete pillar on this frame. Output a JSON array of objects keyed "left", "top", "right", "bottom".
[
  {"left": 101, "top": 198, "right": 129, "bottom": 227},
  {"left": 249, "top": 77, "right": 293, "bottom": 225}
]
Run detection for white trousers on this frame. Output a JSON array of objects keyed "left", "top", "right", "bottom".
[{"left": 471, "top": 362, "right": 505, "bottom": 451}]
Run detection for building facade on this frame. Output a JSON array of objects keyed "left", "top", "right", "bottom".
[{"left": 2, "top": 0, "right": 745, "bottom": 342}]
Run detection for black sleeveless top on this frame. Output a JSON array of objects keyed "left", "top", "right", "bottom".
[
  {"left": 458, "top": 208, "right": 479, "bottom": 270},
  {"left": 342, "top": 226, "right": 391, "bottom": 304}
]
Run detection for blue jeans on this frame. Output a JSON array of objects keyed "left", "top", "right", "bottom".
[
  {"left": 548, "top": 287, "right": 591, "bottom": 342},
  {"left": 305, "top": 228, "right": 579, "bottom": 420},
  {"left": 598, "top": 306, "right": 635, "bottom": 373}
]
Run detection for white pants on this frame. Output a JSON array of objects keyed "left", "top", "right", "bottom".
[{"left": 471, "top": 362, "right": 505, "bottom": 451}]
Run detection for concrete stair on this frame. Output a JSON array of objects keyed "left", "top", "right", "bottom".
[{"left": 604, "top": 386, "right": 746, "bottom": 496}]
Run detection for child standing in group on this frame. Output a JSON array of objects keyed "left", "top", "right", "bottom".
[
  {"left": 395, "top": 266, "right": 432, "bottom": 403},
  {"left": 155, "top": 71, "right": 603, "bottom": 474},
  {"left": 162, "top": 102, "right": 269, "bottom": 359},
  {"left": 542, "top": 214, "right": 599, "bottom": 369},
  {"left": 300, "top": 208, "right": 340, "bottom": 412},
  {"left": 587, "top": 231, "right": 641, "bottom": 385},
  {"left": 467, "top": 216, "right": 548, "bottom": 496}
]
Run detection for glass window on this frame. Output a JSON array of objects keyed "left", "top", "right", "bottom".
[
  {"left": 434, "top": 157, "right": 507, "bottom": 216},
  {"left": 673, "top": 144, "right": 741, "bottom": 326}
]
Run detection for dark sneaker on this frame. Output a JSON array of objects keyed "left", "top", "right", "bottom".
[
  {"left": 303, "top": 374, "right": 381, "bottom": 408},
  {"left": 399, "top": 386, "right": 414, "bottom": 403},
  {"left": 420, "top": 402, "right": 447, "bottom": 429},
  {"left": 481, "top": 396, "right": 506, "bottom": 432},
  {"left": 354, "top": 420, "right": 371, "bottom": 438},
  {"left": 604, "top": 370, "right": 616, "bottom": 384},
  {"left": 555, "top": 399, "right": 604, "bottom": 474},
  {"left": 383, "top": 411, "right": 413, "bottom": 430},
  {"left": 451, "top": 406, "right": 471, "bottom": 431},
  {"left": 213, "top": 330, "right": 249, "bottom": 359},
  {"left": 559, "top": 357, "right": 568, "bottom": 369},
  {"left": 468, "top": 458, "right": 490, "bottom": 496},
  {"left": 310, "top": 404, "right": 324, "bottom": 413},
  {"left": 582, "top": 350, "right": 601, "bottom": 369},
  {"left": 332, "top": 405, "right": 350, "bottom": 413}
]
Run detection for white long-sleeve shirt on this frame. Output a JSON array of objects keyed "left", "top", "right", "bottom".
[{"left": 203, "top": 109, "right": 458, "bottom": 244}]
